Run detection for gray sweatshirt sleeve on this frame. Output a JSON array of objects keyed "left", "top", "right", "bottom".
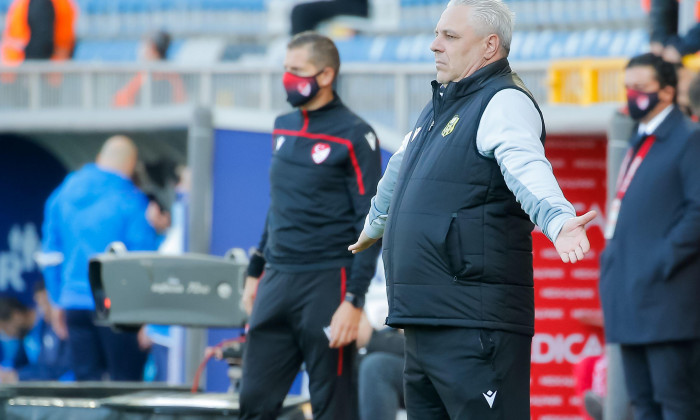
[
  {"left": 363, "top": 130, "right": 415, "bottom": 239},
  {"left": 477, "top": 89, "right": 576, "bottom": 243}
]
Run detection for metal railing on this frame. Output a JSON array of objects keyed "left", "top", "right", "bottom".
[{"left": 0, "top": 61, "right": 556, "bottom": 134}]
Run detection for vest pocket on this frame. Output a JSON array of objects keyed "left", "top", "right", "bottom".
[{"left": 446, "top": 213, "right": 484, "bottom": 281}]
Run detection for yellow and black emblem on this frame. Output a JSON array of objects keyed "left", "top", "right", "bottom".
[{"left": 441, "top": 115, "right": 460, "bottom": 137}]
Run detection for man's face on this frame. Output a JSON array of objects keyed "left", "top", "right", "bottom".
[
  {"left": 624, "top": 66, "right": 661, "bottom": 96},
  {"left": 138, "top": 41, "right": 159, "bottom": 61},
  {"left": 624, "top": 65, "right": 674, "bottom": 119},
  {"left": 1, "top": 312, "right": 27, "bottom": 338},
  {"left": 430, "top": 5, "right": 489, "bottom": 84},
  {"left": 284, "top": 46, "right": 319, "bottom": 77}
]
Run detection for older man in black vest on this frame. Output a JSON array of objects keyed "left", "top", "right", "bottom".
[
  {"left": 599, "top": 53, "right": 700, "bottom": 420},
  {"left": 349, "top": 0, "right": 596, "bottom": 418}
]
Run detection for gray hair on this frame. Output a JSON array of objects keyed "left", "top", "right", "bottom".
[{"left": 446, "top": 0, "right": 515, "bottom": 54}]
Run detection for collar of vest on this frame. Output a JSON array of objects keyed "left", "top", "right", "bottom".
[{"left": 432, "top": 58, "right": 511, "bottom": 100}]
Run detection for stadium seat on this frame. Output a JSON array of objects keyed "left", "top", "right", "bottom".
[
  {"left": 0, "top": 0, "right": 650, "bottom": 63},
  {"left": 73, "top": 40, "right": 140, "bottom": 62}
]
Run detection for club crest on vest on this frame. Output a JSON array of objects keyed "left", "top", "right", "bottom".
[
  {"left": 442, "top": 115, "right": 460, "bottom": 137},
  {"left": 311, "top": 142, "right": 331, "bottom": 164}
]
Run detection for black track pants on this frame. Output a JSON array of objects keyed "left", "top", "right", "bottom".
[{"left": 240, "top": 266, "right": 357, "bottom": 420}]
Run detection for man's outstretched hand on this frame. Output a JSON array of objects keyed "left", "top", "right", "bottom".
[
  {"left": 348, "top": 230, "right": 379, "bottom": 254},
  {"left": 554, "top": 211, "right": 597, "bottom": 263}
]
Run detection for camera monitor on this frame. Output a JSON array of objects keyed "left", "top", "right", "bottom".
[{"left": 89, "top": 252, "right": 246, "bottom": 328}]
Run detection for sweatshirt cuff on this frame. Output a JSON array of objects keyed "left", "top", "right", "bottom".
[
  {"left": 364, "top": 222, "right": 385, "bottom": 240},
  {"left": 546, "top": 213, "right": 574, "bottom": 244}
]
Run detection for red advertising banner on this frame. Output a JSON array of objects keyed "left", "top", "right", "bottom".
[{"left": 530, "top": 135, "right": 608, "bottom": 420}]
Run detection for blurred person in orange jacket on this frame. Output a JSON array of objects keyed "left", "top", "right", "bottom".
[
  {"left": 0, "top": 0, "right": 77, "bottom": 66},
  {"left": 113, "top": 30, "right": 186, "bottom": 108}
]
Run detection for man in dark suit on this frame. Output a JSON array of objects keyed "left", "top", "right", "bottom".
[{"left": 599, "top": 52, "right": 700, "bottom": 420}]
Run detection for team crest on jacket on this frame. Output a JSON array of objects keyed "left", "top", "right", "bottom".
[
  {"left": 442, "top": 115, "right": 460, "bottom": 137},
  {"left": 275, "top": 136, "right": 286, "bottom": 151},
  {"left": 636, "top": 95, "right": 649, "bottom": 110},
  {"left": 365, "top": 131, "right": 377, "bottom": 150},
  {"left": 311, "top": 142, "right": 331, "bottom": 164},
  {"left": 297, "top": 81, "right": 312, "bottom": 96}
]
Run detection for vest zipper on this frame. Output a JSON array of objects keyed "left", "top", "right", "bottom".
[{"left": 428, "top": 82, "right": 444, "bottom": 132}]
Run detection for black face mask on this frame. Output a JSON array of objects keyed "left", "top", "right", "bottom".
[
  {"left": 626, "top": 88, "right": 660, "bottom": 121},
  {"left": 282, "top": 71, "right": 322, "bottom": 107}
]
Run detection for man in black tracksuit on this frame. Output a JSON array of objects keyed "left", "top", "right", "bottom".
[{"left": 239, "top": 32, "right": 381, "bottom": 420}]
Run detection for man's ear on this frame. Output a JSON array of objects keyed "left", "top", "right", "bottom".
[
  {"left": 659, "top": 84, "right": 676, "bottom": 105},
  {"left": 317, "top": 67, "right": 335, "bottom": 88},
  {"left": 484, "top": 34, "right": 500, "bottom": 60}
]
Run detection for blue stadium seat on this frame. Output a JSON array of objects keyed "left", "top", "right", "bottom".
[
  {"left": 89, "top": 0, "right": 113, "bottom": 15},
  {"left": 0, "top": 0, "right": 12, "bottom": 13},
  {"left": 166, "top": 39, "right": 184, "bottom": 60},
  {"left": 336, "top": 37, "right": 376, "bottom": 62},
  {"left": 116, "top": 0, "right": 134, "bottom": 13},
  {"left": 69, "top": 27, "right": 647, "bottom": 64},
  {"left": 65, "top": 0, "right": 648, "bottom": 56},
  {"left": 73, "top": 40, "right": 139, "bottom": 62},
  {"left": 624, "top": 28, "right": 648, "bottom": 56},
  {"left": 400, "top": 29, "right": 641, "bottom": 62},
  {"left": 220, "top": 42, "right": 266, "bottom": 61}
]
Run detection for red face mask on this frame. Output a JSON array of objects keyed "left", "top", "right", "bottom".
[{"left": 282, "top": 71, "right": 322, "bottom": 107}]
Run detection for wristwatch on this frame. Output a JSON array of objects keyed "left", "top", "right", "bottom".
[{"left": 344, "top": 292, "right": 365, "bottom": 309}]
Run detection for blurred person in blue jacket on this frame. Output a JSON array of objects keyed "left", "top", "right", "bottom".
[
  {"left": 40, "top": 135, "right": 170, "bottom": 381},
  {"left": 0, "top": 281, "right": 72, "bottom": 383}
]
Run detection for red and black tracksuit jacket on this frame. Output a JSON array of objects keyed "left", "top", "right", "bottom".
[{"left": 251, "top": 94, "right": 382, "bottom": 297}]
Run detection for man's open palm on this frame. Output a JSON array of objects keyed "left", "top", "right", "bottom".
[{"left": 554, "top": 211, "right": 597, "bottom": 263}]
